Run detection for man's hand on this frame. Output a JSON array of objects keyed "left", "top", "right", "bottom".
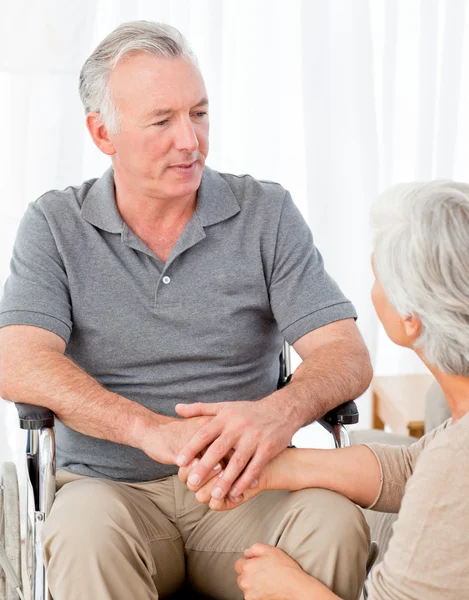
[
  {"left": 174, "top": 399, "right": 298, "bottom": 499},
  {"left": 138, "top": 416, "right": 211, "bottom": 465},
  {"left": 235, "top": 544, "right": 331, "bottom": 600}
]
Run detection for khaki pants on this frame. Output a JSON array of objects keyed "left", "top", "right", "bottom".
[{"left": 42, "top": 470, "right": 370, "bottom": 600}]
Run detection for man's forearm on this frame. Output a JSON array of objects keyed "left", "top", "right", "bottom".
[
  {"left": 0, "top": 346, "right": 171, "bottom": 448},
  {"left": 263, "top": 335, "right": 372, "bottom": 428},
  {"left": 267, "top": 445, "right": 381, "bottom": 508}
]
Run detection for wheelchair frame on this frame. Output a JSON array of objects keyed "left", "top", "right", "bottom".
[{"left": 1, "top": 341, "right": 359, "bottom": 600}]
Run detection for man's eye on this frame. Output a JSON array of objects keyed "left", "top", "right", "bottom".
[
  {"left": 194, "top": 111, "right": 208, "bottom": 118},
  {"left": 154, "top": 119, "right": 169, "bottom": 126}
]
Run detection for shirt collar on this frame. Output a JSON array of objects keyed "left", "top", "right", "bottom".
[
  {"left": 80, "top": 167, "right": 123, "bottom": 233},
  {"left": 195, "top": 166, "right": 240, "bottom": 226},
  {"left": 80, "top": 165, "right": 240, "bottom": 233}
]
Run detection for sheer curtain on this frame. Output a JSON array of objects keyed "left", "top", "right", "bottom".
[{"left": 1, "top": 0, "right": 469, "bottom": 461}]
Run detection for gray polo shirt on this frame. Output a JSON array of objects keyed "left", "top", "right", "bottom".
[{"left": 0, "top": 166, "right": 356, "bottom": 482}]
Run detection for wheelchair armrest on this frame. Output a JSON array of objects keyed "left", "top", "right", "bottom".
[
  {"left": 319, "top": 400, "right": 359, "bottom": 426},
  {"left": 15, "top": 403, "right": 55, "bottom": 430}
]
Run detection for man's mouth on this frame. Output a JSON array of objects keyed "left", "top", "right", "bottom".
[
  {"left": 168, "top": 161, "right": 198, "bottom": 175},
  {"left": 169, "top": 161, "right": 196, "bottom": 168}
]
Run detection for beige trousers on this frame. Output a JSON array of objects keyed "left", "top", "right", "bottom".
[{"left": 42, "top": 470, "right": 370, "bottom": 600}]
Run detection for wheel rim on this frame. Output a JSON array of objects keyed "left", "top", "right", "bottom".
[
  {"left": 0, "top": 479, "right": 7, "bottom": 600},
  {"left": 0, "top": 464, "right": 21, "bottom": 600}
]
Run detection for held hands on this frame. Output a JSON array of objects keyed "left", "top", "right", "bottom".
[
  {"left": 178, "top": 456, "right": 267, "bottom": 510},
  {"left": 174, "top": 399, "right": 296, "bottom": 501}
]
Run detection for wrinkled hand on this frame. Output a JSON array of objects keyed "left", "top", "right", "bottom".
[
  {"left": 139, "top": 416, "right": 211, "bottom": 465},
  {"left": 175, "top": 400, "right": 295, "bottom": 499},
  {"left": 235, "top": 544, "right": 321, "bottom": 600}
]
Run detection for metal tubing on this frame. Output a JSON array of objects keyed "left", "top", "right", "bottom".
[
  {"left": 27, "top": 427, "right": 55, "bottom": 600},
  {"left": 331, "top": 424, "right": 351, "bottom": 449}
]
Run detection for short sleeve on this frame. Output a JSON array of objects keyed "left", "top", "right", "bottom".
[
  {"left": 364, "top": 419, "right": 452, "bottom": 513},
  {"left": 269, "top": 191, "right": 357, "bottom": 344},
  {"left": 0, "top": 201, "right": 72, "bottom": 342}
]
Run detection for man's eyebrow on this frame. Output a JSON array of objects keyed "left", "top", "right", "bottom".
[
  {"left": 193, "top": 97, "right": 209, "bottom": 109},
  {"left": 147, "top": 107, "right": 172, "bottom": 118},
  {"left": 146, "top": 97, "right": 209, "bottom": 119}
]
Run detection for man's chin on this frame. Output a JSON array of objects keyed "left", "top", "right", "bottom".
[{"left": 163, "top": 173, "right": 203, "bottom": 199}]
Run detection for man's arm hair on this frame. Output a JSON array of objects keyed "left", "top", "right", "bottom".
[
  {"left": 266, "top": 319, "right": 373, "bottom": 428},
  {"left": 0, "top": 325, "right": 171, "bottom": 448}
]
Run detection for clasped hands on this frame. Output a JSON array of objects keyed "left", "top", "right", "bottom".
[{"left": 173, "top": 399, "right": 296, "bottom": 509}]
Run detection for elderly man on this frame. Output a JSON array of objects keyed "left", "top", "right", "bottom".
[{"left": 0, "top": 21, "right": 371, "bottom": 600}]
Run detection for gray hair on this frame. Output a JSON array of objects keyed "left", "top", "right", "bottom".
[
  {"left": 371, "top": 180, "right": 469, "bottom": 376},
  {"left": 79, "top": 21, "right": 197, "bottom": 133}
]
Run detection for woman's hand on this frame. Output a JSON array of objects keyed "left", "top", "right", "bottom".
[{"left": 235, "top": 543, "right": 339, "bottom": 600}]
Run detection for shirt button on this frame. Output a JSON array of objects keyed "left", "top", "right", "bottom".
[{"left": 162, "top": 276, "right": 171, "bottom": 284}]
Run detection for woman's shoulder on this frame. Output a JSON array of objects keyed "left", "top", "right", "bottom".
[
  {"left": 406, "top": 412, "right": 469, "bottom": 508},
  {"left": 423, "top": 411, "right": 469, "bottom": 458}
]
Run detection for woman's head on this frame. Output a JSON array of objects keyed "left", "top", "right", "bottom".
[{"left": 371, "top": 180, "right": 469, "bottom": 376}]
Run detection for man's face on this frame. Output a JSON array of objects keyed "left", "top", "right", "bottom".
[{"left": 107, "top": 53, "right": 209, "bottom": 200}]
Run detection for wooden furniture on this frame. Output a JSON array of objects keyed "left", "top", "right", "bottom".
[{"left": 371, "top": 374, "right": 434, "bottom": 438}]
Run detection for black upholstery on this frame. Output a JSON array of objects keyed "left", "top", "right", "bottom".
[{"left": 15, "top": 403, "right": 54, "bottom": 429}]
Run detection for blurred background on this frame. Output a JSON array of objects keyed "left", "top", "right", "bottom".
[{"left": 1, "top": 0, "right": 469, "bottom": 461}]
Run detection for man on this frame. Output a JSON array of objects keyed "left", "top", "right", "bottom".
[{"left": 0, "top": 21, "right": 372, "bottom": 600}]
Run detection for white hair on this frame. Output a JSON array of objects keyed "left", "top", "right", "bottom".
[
  {"left": 371, "top": 180, "right": 469, "bottom": 376},
  {"left": 79, "top": 21, "right": 198, "bottom": 133}
]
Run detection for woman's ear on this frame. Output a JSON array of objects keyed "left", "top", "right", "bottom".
[{"left": 402, "top": 314, "right": 422, "bottom": 342}]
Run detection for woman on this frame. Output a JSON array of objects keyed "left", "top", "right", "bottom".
[{"left": 179, "top": 180, "right": 469, "bottom": 599}]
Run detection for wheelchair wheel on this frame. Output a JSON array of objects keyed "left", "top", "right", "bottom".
[{"left": 0, "top": 463, "right": 22, "bottom": 600}]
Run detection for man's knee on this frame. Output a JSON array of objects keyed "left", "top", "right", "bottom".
[
  {"left": 278, "top": 488, "right": 370, "bottom": 561},
  {"left": 302, "top": 488, "right": 369, "bottom": 543}
]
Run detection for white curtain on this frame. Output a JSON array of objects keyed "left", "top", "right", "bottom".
[{"left": 1, "top": 0, "right": 469, "bottom": 462}]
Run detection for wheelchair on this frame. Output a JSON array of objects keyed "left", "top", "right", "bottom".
[{"left": 0, "top": 342, "right": 360, "bottom": 600}]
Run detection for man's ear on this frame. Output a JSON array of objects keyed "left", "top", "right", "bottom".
[
  {"left": 85, "top": 112, "right": 116, "bottom": 156},
  {"left": 402, "top": 314, "right": 421, "bottom": 342}
]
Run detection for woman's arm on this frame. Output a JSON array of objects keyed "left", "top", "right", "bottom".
[{"left": 269, "top": 445, "right": 382, "bottom": 506}]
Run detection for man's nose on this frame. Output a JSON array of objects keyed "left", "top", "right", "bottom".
[{"left": 174, "top": 117, "right": 199, "bottom": 153}]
